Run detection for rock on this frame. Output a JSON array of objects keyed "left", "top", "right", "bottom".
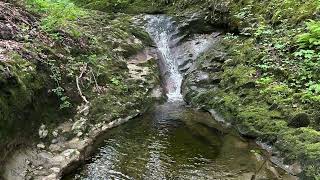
[
  {"left": 51, "top": 139, "right": 58, "bottom": 144},
  {"left": 50, "top": 167, "right": 60, "bottom": 173},
  {"left": 39, "top": 124, "right": 48, "bottom": 139},
  {"left": 265, "top": 162, "right": 280, "bottom": 179},
  {"left": 52, "top": 130, "right": 58, "bottom": 137},
  {"left": 37, "top": 143, "right": 45, "bottom": 149},
  {"left": 72, "top": 117, "right": 87, "bottom": 133},
  {"left": 76, "top": 132, "right": 83, "bottom": 137},
  {"left": 48, "top": 144, "right": 64, "bottom": 153},
  {"left": 50, "top": 155, "right": 65, "bottom": 165},
  {"left": 289, "top": 162, "right": 303, "bottom": 175},
  {"left": 44, "top": 173, "right": 57, "bottom": 180},
  {"left": 314, "top": 115, "right": 320, "bottom": 128},
  {"left": 288, "top": 113, "right": 310, "bottom": 128},
  {"left": 151, "top": 86, "right": 163, "bottom": 99},
  {"left": 62, "top": 149, "right": 80, "bottom": 159}
]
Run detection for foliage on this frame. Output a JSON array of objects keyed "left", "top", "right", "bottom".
[
  {"left": 47, "top": 60, "right": 71, "bottom": 109},
  {"left": 298, "top": 20, "right": 320, "bottom": 48},
  {"left": 25, "top": 0, "right": 86, "bottom": 36},
  {"left": 73, "top": 0, "right": 167, "bottom": 13}
]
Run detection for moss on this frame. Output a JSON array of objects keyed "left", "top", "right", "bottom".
[
  {"left": 221, "top": 64, "right": 256, "bottom": 88},
  {"left": 74, "top": 0, "right": 167, "bottom": 14}
]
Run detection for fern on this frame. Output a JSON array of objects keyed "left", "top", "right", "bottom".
[{"left": 298, "top": 20, "right": 320, "bottom": 48}]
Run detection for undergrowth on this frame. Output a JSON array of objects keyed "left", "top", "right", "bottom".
[{"left": 24, "top": 0, "right": 87, "bottom": 36}]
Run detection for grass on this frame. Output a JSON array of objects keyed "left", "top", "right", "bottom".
[{"left": 25, "top": 0, "right": 87, "bottom": 36}]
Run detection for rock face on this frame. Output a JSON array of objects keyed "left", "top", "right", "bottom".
[
  {"left": 182, "top": 46, "right": 225, "bottom": 103},
  {"left": 2, "top": 46, "right": 160, "bottom": 179},
  {"left": 1, "top": 1, "right": 163, "bottom": 178}
]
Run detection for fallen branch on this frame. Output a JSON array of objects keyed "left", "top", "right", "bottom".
[{"left": 76, "top": 63, "right": 89, "bottom": 104}]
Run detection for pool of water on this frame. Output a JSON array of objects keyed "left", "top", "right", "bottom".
[{"left": 65, "top": 102, "right": 295, "bottom": 180}]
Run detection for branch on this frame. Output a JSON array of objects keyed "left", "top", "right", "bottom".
[
  {"left": 90, "top": 67, "right": 100, "bottom": 93},
  {"left": 76, "top": 63, "right": 89, "bottom": 104}
]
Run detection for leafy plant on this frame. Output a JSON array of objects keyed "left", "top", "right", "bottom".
[
  {"left": 294, "top": 49, "right": 315, "bottom": 60},
  {"left": 297, "top": 20, "right": 320, "bottom": 48},
  {"left": 110, "top": 77, "right": 120, "bottom": 86},
  {"left": 25, "top": 0, "right": 86, "bottom": 36},
  {"left": 48, "top": 60, "right": 71, "bottom": 109}
]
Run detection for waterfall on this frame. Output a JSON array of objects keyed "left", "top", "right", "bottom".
[{"left": 144, "top": 15, "right": 183, "bottom": 102}]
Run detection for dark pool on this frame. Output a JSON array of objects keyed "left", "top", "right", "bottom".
[{"left": 65, "top": 102, "right": 295, "bottom": 180}]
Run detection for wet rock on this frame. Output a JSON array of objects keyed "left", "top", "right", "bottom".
[
  {"left": 288, "top": 113, "right": 310, "bottom": 128},
  {"left": 151, "top": 85, "right": 163, "bottom": 99},
  {"left": 39, "top": 124, "right": 48, "bottom": 139},
  {"left": 194, "top": 71, "right": 210, "bottom": 84},
  {"left": 179, "top": 62, "right": 193, "bottom": 73}
]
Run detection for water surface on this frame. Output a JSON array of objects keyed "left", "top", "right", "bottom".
[
  {"left": 65, "top": 15, "right": 295, "bottom": 180},
  {"left": 67, "top": 102, "right": 294, "bottom": 180}
]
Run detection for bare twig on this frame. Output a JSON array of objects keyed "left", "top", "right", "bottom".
[
  {"left": 76, "top": 63, "right": 89, "bottom": 104},
  {"left": 90, "top": 67, "right": 100, "bottom": 93}
]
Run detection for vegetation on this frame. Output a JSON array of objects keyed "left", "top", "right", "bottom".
[
  {"left": 0, "top": 0, "right": 158, "bottom": 171},
  {"left": 25, "top": 0, "right": 86, "bottom": 36},
  {"left": 175, "top": 0, "right": 320, "bottom": 178},
  {"left": 1, "top": 0, "right": 320, "bottom": 179}
]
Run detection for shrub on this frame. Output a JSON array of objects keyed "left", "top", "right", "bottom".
[
  {"left": 25, "top": 0, "right": 86, "bottom": 36},
  {"left": 298, "top": 20, "right": 320, "bottom": 48}
]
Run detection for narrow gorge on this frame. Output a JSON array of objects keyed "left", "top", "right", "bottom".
[
  {"left": 1, "top": 0, "right": 320, "bottom": 180},
  {"left": 64, "top": 15, "right": 295, "bottom": 180}
]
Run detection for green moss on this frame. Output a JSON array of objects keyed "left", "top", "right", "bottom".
[
  {"left": 74, "top": 0, "right": 166, "bottom": 14},
  {"left": 221, "top": 64, "right": 256, "bottom": 88}
]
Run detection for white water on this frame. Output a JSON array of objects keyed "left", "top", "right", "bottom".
[{"left": 145, "top": 15, "right": 183, "bottom": 102}]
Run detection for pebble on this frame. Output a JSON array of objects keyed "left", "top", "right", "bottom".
[
  {"left": 51, "top": 139, "right": 58, "bottom": 144},
  {"left": 37, "top": 143, "right": 45, "bottom": 149}
]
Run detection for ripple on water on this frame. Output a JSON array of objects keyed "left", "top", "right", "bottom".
[{"left": 66, "top": 103, "right": 295, "bottom": 180}]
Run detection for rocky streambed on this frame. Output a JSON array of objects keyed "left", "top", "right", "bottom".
[{"left": 2, "top": 44, "right": 162, "bottom": 180}]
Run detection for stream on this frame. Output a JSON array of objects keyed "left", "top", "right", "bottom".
[{"left": 65, "top": 15, "right": 296, "bottom": 180}]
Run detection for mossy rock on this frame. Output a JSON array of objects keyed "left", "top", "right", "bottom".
[{"left": 288, "top": 113, "right": 310, "bottom": 128}]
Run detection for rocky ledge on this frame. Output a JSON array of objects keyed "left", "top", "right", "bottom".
[{"left": 2, "top": 47, "right": 162, "bottom": 180}]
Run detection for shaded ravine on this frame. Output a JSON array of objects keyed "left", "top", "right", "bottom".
[{"left": 64, "top": 15, "right": 296, "bottom": 180}]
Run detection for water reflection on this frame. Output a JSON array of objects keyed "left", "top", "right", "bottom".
[{"left": 67, "top": 102, "right": 294, "bottom": 180}]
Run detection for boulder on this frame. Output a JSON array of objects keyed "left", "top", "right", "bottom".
[{"left": 288, "top": 113, "right": 310, "bottom": 128}]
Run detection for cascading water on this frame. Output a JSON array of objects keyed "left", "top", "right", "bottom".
[
  {"left": 144, "top": 15, "right": 183, "bottom": 102},
  {"left": 64, "top": 15, "right": 296, "bottom": 180}
]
